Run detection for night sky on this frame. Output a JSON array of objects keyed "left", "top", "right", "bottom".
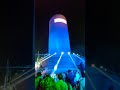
[
  {"left": 0, "top": 0, "right": 34, "bottom": 66},
  {"left": 0, "top": 0, "right": 120, "bottom": 73},
  {"left": 86, "top": 0, "right": 120, "bottom": 73}
]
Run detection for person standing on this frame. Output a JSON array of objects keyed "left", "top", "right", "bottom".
[{"left": 55, "top": 73, "right": 68, "bottom": 90}]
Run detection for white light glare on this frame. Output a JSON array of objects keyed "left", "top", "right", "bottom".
[
  {"left": 68, "top": 52, "right": 70, "bottom": 55},
  {"left": 54, "top": 52, "right": 57, "bottom": 54},
  {"left": 61, "top": 52, "right": 64, "bottom": 54},
  {"left": 73, "top": 53, "right": 75, "bottom": 55},
  {"left": 54, "top": 65, "right": 57, "bottom": 71},
  {"left": 54, "top": 18, "right": 67, "bottom": 24}
]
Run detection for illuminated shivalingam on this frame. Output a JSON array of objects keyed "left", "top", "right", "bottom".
[
  {"left": 41, "top": 14, "right": 84, "bottom": 74},
  {"left": 49, "top": 14, "right": 71, "bottom": 54}
]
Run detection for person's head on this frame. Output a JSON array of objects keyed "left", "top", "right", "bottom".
[
  {"left": 58, "top": 73, "right": 63, "bottom": 80},
  {"left": 45, "top": 73, "right": 50, "bottom": 77},
  {"left": 68, "top": 70, "right": 71, "bottom": 72},
  {"left": 37, "top": 72, "right": 41, "bottom": 76},
  {"left": 66, "top": 78, "right": 70, "bottom": 83}
]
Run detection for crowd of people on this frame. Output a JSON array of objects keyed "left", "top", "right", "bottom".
[{"left": 35, "top": 69, "right": 85, "bottom": 90}]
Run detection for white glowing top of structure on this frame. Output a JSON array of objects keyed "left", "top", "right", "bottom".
[{"left": 54, "top": 18, "right": 67, "bottom": 24}]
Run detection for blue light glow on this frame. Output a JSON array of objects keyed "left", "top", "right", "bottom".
[
  {"left": 69, "top": 54, "right": 79, "bottom": 70},
  {"left": 61, "top": 52, "right": 64, "bottom": 54},
  {"left": 51, "top": 53, "right": 63, "bottom": 75},
  {"left": 36, "top": 14, "right": 85, "bottom": 75},
  {"left": 49, "top": 14, "right": 71, "bottom": 54},
  {"left": 73, "top": 53, "right": 85, "bottom": 63}
]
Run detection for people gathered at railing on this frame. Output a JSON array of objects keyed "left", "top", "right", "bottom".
[{"left": 35, "top": 69, "right": 85, "bottom": 90}]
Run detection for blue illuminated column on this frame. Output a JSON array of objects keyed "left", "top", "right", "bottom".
[{"left": 49, "top": 14, "right": 71, "bottom": 54}]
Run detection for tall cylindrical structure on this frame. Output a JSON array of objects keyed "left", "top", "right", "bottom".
[{"left": 49, "top": 14, "right": 71, "bottom": 54}]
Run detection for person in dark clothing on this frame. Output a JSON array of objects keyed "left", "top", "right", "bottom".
[
  {"left": 66, "top": 70, "right": 75, "bottom": 87},
  {"left": 66, "top": 76, "right": 73, "bottom": 90},
  {"left": 35, "top": 72, "right": 43, "bottom": 90},
  {"left": 78, "top": 63, "right": 85, "bottom": 78}
]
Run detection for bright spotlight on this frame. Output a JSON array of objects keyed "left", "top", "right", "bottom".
[
  {"left": 54, "top": 52, "right": 57, "bottom": 54},
  {"left": 68, "top": 52, "right": 70, "bottom": 55},
  {"left": 54, "top": 65, "right": 57, "bottom": 71},
  {"left": 73, "top": 53, "right": 75, "bottom": 55},
  {"left": 77, "top": 54, "right": 79, "bottom": 55},
  {"left": 61, "top": 52, "right": 64, "bottom": 54}
]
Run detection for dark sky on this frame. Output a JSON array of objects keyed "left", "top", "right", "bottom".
[
  {"left": 86, "top": 0, "right": 120, "bottom": 73},
  {"left": 0, "top": 0, "right": 120, "bottom": 73},
  {"left": 0, "top": 0, "right": 34, "bottom": 66}
]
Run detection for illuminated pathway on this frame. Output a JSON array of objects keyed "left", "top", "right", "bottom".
[{"left": 35, "top": 51, "right": 85, "bottom": 75}]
